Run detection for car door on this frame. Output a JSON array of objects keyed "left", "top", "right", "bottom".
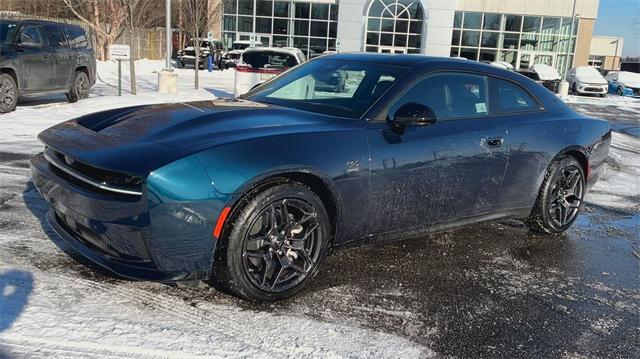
[
  {"left": 43, "top": 24, "right": 75, "bottom": 89},
  {"left": 366, "top": 71, "right": 509, "bottom": 235},
  {"left": 15, "top": 25, "right": 54, "bottom": 92}
]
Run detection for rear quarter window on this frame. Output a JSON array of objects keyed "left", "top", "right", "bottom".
[
  {"left": 64, "top": 26, "right": 89, "bottom": 49},
  {"left": 492, "top": 78, "right": 539, "bottom": 113}
]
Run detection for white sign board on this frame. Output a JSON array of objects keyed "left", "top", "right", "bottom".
[
  {"left": 249, "top": 34, "right": 256, "bottom": 47},
  {"left": 109, "top": 44, "right": 130, "bottom": 60},
  {"left": 207, "top": 31, "right": 213, "bottom": 42},
  {"left": 335, "top": 40, "right": 341, "bottom": 52}
]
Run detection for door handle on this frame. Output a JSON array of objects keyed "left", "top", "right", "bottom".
[{"left": 482, "top": 136, "right": 504, "bottom": 148}]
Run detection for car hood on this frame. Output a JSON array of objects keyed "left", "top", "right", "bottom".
[
  {"left": 620, "top": 81, "right": 640, "bottom": 89},
  {"left": 576, "top": 76, "right": 607, "bottom": 85},
  {"left": 38, "top": 99, "right": 361, "bottom": 176}
]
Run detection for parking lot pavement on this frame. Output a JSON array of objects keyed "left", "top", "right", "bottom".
[{"left": 0, "top": 98, "right": 638, "bottom": 358}]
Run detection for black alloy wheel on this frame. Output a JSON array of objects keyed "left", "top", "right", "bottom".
[
  {"left": 0, "top": 73, "right": 18, "bottom": 113},
  {"left": 528, "top": 157, "right": 585, "bottom": 234},
  {"left": 66, "top": 71, "right": 90, "bottom": 103},
  {"left": 213, "top": 182, "right": 330, "bottom": 301}
]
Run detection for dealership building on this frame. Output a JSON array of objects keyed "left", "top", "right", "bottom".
[{"left": 220, "top": 0, "right": 600, "bottom": 73}]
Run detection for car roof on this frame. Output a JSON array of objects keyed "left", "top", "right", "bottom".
[
  {"left": 0, "top": 19, "right": 77, "bottom": 27},
  {"left": 319, "top": 52, "right": 468, "bottom": 67}
]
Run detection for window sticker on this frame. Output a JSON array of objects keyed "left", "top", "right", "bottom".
[{"left": 475, "top": 102, "right": 487, "bottom": 113}]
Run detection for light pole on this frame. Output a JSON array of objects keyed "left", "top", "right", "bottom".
[
  {"left": 158, "top": 0, "right": 178, "bottom": 93},
  {"left": 165, "top": 0, "right": 172, "bottom": 70}
]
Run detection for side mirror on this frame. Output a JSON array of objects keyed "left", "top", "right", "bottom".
[{"left": 391, "top": 102, "right": 437, "bottom": 127}]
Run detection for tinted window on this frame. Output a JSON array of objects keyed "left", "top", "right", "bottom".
[
  {"left": 43, "top": 25, "right": 67, "bottom": 47},
  {"left": 389, "top": 72, "right": 490, "bottom": 120},
  {"left": 493, "top": 79, "right": 538, "bottom": 113},
  {"left": 20, "top": 26, "right": 45, "bottom": 46},
  {"left": 64, "top": 26, "right": 89, "bottom": 48},
  {"left": 242, "top": 51, "right": 299, "bottom": 69},
  {"left": 0, "top": 23, "right": 19, "bottom": 44},
  {"left": 246, "top": 59, "right": 409, "bottom": 118}
]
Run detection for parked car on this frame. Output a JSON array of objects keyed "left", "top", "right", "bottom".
[
  {"left": 234, "top": 47, "right": 306, "bottom": 97},
  {"left": 566, "top": 66, "right": 608, "bottom": 97},
  {"left": 176, "top": 39, "right": 224, "bottom": 69},
  {"left": 31, "top": 54, "right": 611, "bottom": 301},
  {"left": 221, "top": 49, "right": 242, "bottom": 68},
  {"left": 605, "top": 71, "right": 640, "bottom": 97},
  {"left": 620, "top": 61, "right": 640, "bottom": 74},
  {"left": 517, "top": 64, "right": 561, "bottom": 93},
  {"left": 231, "top": 40, "right": 252, "bottom": 51},
  {"left": 0, "top": 19, "right": 96, "bottom": 113}
]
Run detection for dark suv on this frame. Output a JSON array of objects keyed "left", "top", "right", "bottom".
[{"left": 0, "top": 20, "right": 96, "bottom": 113}]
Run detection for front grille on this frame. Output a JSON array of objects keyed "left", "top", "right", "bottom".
[
  {"left": 584, "top": 87, "right": 604, "bottom": 92},
  {"left": 183, "top": 50, "right": 195, "bottom": 56},
  {"left": 45, "top": 148, "right": 143, "bottom": 197}
]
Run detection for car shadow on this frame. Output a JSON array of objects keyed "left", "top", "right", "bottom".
[
  {"left": 22, "top": 181, "right": 125, "bottom": 282},
  {"left": 17, "top": 94, "right": 69, "bottom": 109},
  {"left": 204, "top": 87, "right": 233, "bottom": 99},
  {"left": 0, "top": 269, "right": 34, "bottom": 357}
]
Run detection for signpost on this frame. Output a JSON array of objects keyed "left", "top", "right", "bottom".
[{"left": 109, "top": 45, "right": 131, "bottom": 96}]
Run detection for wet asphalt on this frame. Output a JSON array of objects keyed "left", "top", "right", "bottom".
[{"left": 1, "top": 101, "right": 638, "bottom": 358}]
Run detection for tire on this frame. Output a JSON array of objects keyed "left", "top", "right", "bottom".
[
  {"left": 0, "top": 73, "right": 18, "bottom": 113},
  {"left": 212, "top": 181, "right": 331, "bottom": 301},
  {"left": 617, "top": 87, "right": 624, "bottom": 96},
  {"left": 527, "top": 156, "right": 585, "bottom": 234},
  {"left": 599, "top": 94, "right": 606, "bottom": 98},
  {"left": 66, "top": 71, "right": 90, "bottom": 103},
  {"left": 571, "top": 83, "right": 578, "bottom": 96}
]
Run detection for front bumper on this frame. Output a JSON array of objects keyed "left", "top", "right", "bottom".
[
  {"left": 30, "top": 153, "right": 211, "bottom": 282},
  {"left": 576, "top": 83, "right": 607, "bottom": 94}
]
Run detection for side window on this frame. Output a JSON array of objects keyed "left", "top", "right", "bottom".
[
  {"left": 64, "top": 26, "right": 89, "bottom": 49},
  {"left": 20, "top": 26, "right": 45, "bottom": 47},
  {"left": 492, "top": 78, "right": 539, "bottom": 113},
  {"left": 43, "top": 25, "right": 67, "bottom": 47},
  {"left": 388, "top": 72, "right": 490, "bottom": 120}
]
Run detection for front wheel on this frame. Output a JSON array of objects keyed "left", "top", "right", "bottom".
[
  {"left": 66, "top": 71, "right": 90, "bottom": 103},
  {"left": 212, "top": 182, "right": 330, "bottom": 301},
  {"left": 617, "top": 87, "right": 624, "bottom": 96},
  {"left": 0, "top": 73, "right": 18, "bottom": 113},
  {"left": 527, "top": 157, "right": 585, "bottom": 234}
]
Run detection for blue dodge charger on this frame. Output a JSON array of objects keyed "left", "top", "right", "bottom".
[{"left": 31, "top": 54, "right": 611, "bottom": 301}]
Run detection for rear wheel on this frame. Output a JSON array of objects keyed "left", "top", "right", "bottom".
[
  {"left": 527, "top": 157, "right": 585, "bottom": 234},
  {"left": 0, "top": 73, "right": 18, "bottom": 113},
  {"left": 617, "top": 87, "right": 624, "bottom": 96},
  {"left": 212, "top": 182, "right": 330, "bottom": 301},
  {"left": 66, "top": 71, "right": 90, "bottom": 103}
]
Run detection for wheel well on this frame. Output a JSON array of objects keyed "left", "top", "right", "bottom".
[
  {"left": 227, "top": 172, "right": 339, "bottom": 244},
  {"left": 563, "top": 150, "right": 589, "bottom": 176},
  {"left": 0, "top": 68, "right": 18, "bottom": 89},
  {"left": 75, "top": 66, "right": 90, "bottom": 80}
]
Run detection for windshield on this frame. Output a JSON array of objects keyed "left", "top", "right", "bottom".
[
  {"left": 246, "top": 59, "right": 410, "bottom": 118},
  {"left": 233, "top": 42, "right": 250, "bottom": 50},
  {"left": 242, "top": 50, "right": 298, "bottom": 69},
  {"left": 576, "top": 67, "right": 602, "bottom": 78},
  {"left": 0, "top": 23, "right": 18, "bottom": 45}
]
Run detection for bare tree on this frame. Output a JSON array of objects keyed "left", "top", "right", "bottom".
[{"left": 180, "top": 0, "right": 224, "bottom": 89}]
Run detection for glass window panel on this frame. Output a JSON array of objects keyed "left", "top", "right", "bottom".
[
  {"left": 368, "top": 1, "right": 384, "bottom": 17},
  {"left": 479, "top": 49, "right": 497, "bottom": 62},
  {"left": 394, "top": 34, "right": 407, "bottom": 47},
  {"left": 494, "top": 78, "right": 537, "bottom": 113},
  {"left": 274, "top": 19, "right": 288, "bottom": 34},
  {"left": 560, "top": 17, "right": 574, "bottom": 35},
  {"left": 454, "top": 11, "right": 463, "bottom": 28},
  {"left": 395, "top": 20, "right": 408, "bottom": 33},
  {"left": 238, "top": 0, "right": 253, "bottom": 15},
  {"left": 312, "top": 3, "right": 329, "bottom": 20},
  {"left": 238, "top": 16, "right": 253, "bottom": 32},
  {"left": 483, "top": 14, "right": 501, "bottom": 30},
  {"left": 223, "top": 16, "right": 236, "bottom": 32},
  {"left": 328, "top": 38, "right": 336, "bottom": 50},
  {"left": 481, "top": 32, "right": 498, "bottom": 48},
  {"left": 295, "top": 3, "right": 310, "bottom": 18},
  {"left": 293, "top": 36, "right": 308, "bottom": 51},
  {"left": 366, "top": 46, "right": 378, "bottom": 52},
  {"left": 294, "top": 20, "right": 309, "bottom": 36},
  {"left": 368, "top": 18, "right": 381, "bottom": 31},
  {"left": 330, "top": 5, "right": 339, "bottom": 20},
  {"left": 255, "top": 17, "right": 271, "bottom": 33},
  {"left": 537, "top": 34, "right": 558, "bottom": 51},
  {"left": 542, "top": 17, "right": 560, "bottom": 34},
  {"left": 409, "top": 21, "right": 422, "bottom": 34},
  {"left": 450, "top": 47, "right": 459, "bottom": 57},
  {"left": 408, "top": 2, "right": 424, "bottom": 20},
  {"left": 452, "top": 30, "right": 461, "bottom": 46},
  {"left": 273, "top": 35, "right": 288, "bottom": 47},
  {"left": 274, "top": 2, "right": 289, "bottom": 17},
  {"left": 573, "top": 19, "right": 579, "bottom": 35},
  {"left": 408, "top": 35, "right": 420, "bottom": 48},
  {"left": 519, "top": 33, "right": 538, "bottom": 50},
  {"left": 310, "top": 37, "right": 327, "bottom": 54},
  {"left": 256, "top": 1, "right": 273, "bottom": 16},
  {"left": 224, "top": 0, "right": 237, "bottom": 14},
  {"left": 407, "top": 48, "right": 420, "bottom": 54},
  {"left": 381, "top": 33, "right": 393, "bottom": 46},
  {"left": 329, "top": 22, "right": 337, "bottom": 38},
  {"left": 499, "top": 50, "right": 517, "bottom": 68},
  {"left": 367, "top": 32, "right": 379, "bottom": 45},
  {"left": 382, "top": 6, "right": 395, "bottom": 18},
  {"left": 460, "top": 47, "right": 479, "bottom": 61},
  {"left": 463, "top": 12, "right": 482, "bottom": 29},
  {"left": 381, "top": 19, "right": 394, "bottom": 32},
  {"left": 503, "top": 15, "right": 522, "bottom": 32},
  {"left": 461, "top": 30, "right": 480, "bottom": 47},
  {"left": 522, "top": 16, "right": 540, "bottom": 33},
  {"left": 310, "top": 21, "right": 327, "bottom": 37},
  {"left": 502, "top": 33, "right": 520, "bottom": 49}
]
